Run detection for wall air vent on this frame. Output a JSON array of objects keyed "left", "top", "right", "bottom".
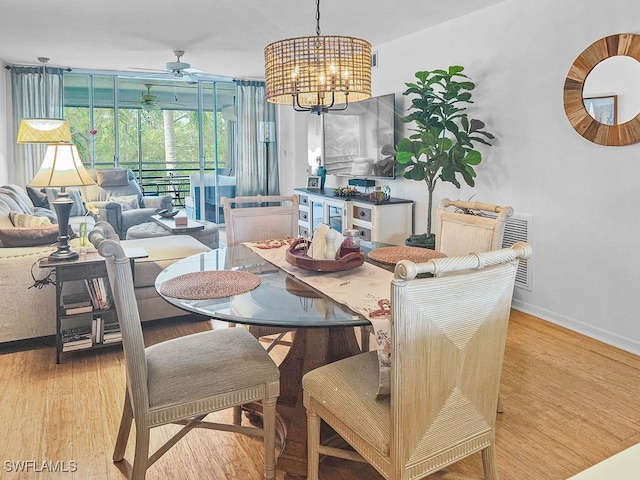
[
  {"left": 371, "top": 51, "right": 378, "bottom": 68},
  {"left": 488, "top": 212, "right": 533, "bottom": 291}
]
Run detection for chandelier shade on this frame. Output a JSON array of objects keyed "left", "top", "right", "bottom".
[
  {"left": 264, "top": 0, "right": 371, "bottom": 114},
  {"left": 17, "top": 118, "right": 72, "bottom": 144},
  {"left": 265, "top": 35, "right": 371, "bottom": 113}
]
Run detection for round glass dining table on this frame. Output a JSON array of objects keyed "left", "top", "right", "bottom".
[
  {"left": 155, "top": 244, "right": 371, "bottom": 479},
  {"left": 155, "top": 244, "right": 369, "bottom": 329}
]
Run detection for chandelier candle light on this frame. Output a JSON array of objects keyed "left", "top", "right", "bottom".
[{"left": 264, "top": 0, "right": 372, "bottom": 114}]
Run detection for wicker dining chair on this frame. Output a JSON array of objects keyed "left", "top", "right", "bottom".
[
  {"left": 436, "top": 197, "right": 514, "bottom": 412},
  {"left": 222, "top": 194, "right": 299, "bottom": 353},
  {"left": 435, "top": 198, "right": 514, "bottom": 257},
  {"left": 89, "top": 222, "right": 280, "bottom": 480},
  {"left": 303, "top": 242, "right": 532, "bottom": 480},
  {"left": 222, "top": 195, "right": 298, "bottom": 249}
]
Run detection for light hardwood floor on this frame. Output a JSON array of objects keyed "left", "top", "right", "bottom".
[{"left": 1, "top": 310, "right": 639, "bottom": 480}]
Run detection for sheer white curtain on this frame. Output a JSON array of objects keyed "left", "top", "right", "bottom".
[
  {"left": 10, "top": 66, "right": 65, "bottom": 185},
  {"left": 235, "top": 80, "right": 279, "bottom": 197}
]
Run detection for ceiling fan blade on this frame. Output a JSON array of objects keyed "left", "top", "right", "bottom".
[{"left": 129, "top": 67, "right": 167, "bottom": 72}]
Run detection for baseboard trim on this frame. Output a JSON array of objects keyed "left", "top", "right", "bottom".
[{"left": 512, "top": 299, "right": 640, "bottom": 356}]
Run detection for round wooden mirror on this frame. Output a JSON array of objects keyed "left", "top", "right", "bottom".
[{"left": 564, "top": 33, "right": 640, "bottom": 146}]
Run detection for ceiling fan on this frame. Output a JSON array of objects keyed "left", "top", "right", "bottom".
[
  {"left": 166, "top": 50, "right": 195, "bottom": 77},
  {"left": 140, "top": 84, "right": 160, "bottom": 111},
  {"left": 129, "top": 50, "right": 235, "bottom": 83},
  {"left": 130, "top": 50, "right": 201, "bottom": 82}
]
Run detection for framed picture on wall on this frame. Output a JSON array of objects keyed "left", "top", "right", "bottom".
[
  {"left": 306, "top": 176, "right": 320, "bottom": 189},
  {"left": 584, "top": 95, "right": 618, "bottom": 125}
]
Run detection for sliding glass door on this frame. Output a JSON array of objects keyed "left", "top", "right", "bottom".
[{"left": 63, "top": 72, "right": 236, "bottom": 223}]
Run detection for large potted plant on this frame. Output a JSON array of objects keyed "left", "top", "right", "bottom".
[{"left": 395, "top": 65, "right": 494, "bottom": 249}]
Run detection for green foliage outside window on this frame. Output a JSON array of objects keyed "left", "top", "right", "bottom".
[{"left": 63, "top": 73, "right": 235, "bottom": 178}]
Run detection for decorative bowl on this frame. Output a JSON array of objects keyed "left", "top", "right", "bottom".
[
  {"left": 160, "top": 210, "right": 179, "bottom": 219},
  {"left": 285, "top": 238, "right": 365, "bottom": 272}
]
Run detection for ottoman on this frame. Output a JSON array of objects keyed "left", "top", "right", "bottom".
[{"left": 126, "top": 221, "right": 219, "bottom": 249}]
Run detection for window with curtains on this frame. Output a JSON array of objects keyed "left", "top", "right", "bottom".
[
  {"left": 61, "top": 72, "right": 239, "bottom": 220},
  {"left": 11, "top": 66, "right": 278, "bottom": 223}
]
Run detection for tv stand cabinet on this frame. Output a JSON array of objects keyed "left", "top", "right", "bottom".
[{"left": 295, "top": 188, "right": 413, "bottom": 245}]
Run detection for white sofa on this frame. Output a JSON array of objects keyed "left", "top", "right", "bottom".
[
  {"left": 0, "top": 185, "right": 212, "bottom": 344},
  {"left": 0, "top": 235, "right": 212, "bottom": 344}
]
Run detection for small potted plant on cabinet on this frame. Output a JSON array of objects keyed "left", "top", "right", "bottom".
[{"left": 395, "top": 65, "right": 494, "bottom": 249}]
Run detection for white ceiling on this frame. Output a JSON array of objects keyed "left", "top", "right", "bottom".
[{"left": 0, "top": 0, "right": 505, "bottom": 80}]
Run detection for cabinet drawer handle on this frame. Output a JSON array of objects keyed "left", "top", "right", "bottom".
[
  {"left": 302, "top": 213, "right": 308, "bottom": 220},
  {"left": 359, "top": 211, "right": 365, "bottom": 217}
]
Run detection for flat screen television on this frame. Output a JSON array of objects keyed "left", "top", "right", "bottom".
[{"left": 323, "top": 93, "right": 396, "bottom": 178}]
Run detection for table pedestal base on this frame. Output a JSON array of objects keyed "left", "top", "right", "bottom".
[{"left": 276, "top": 326, "right": 362, "bottom": 478}]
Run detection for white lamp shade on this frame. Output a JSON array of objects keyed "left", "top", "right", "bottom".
[
  {"left": 28, "top": 143, "right": 95, "bottom": 188},
  {"left": 17, "top": 118, "right": 72, "bottom": 144}
]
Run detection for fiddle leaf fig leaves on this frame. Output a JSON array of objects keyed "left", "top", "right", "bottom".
[{"left": 395, "top": 66, "right": 494, "bottom": 235}]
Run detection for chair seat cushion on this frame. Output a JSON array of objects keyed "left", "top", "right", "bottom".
[
  {"left": 303, "top": 351, "right": 390, "bottom": 455},
  {"left": 146, "top": 327, "right": 279, "bottom": 408}
]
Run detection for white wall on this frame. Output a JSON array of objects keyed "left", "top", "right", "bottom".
[
  {"left": 0, "top": 65, "right": 7, "bottom": 184},
  {"left": 279, "top": 0, "right": 640, "bottom": 355}
]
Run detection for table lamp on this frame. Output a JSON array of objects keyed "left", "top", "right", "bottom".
[
  {"left": 28, "top": 143, "right": 95, "bottom": 261},
  {"left": 16, "top": 118, "right": 72, "bottom": 144}
]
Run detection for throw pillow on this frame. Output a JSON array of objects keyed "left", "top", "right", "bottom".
[
  {"left": 96, "top": 169, "right": 129, "bottom": 187},
  {"left": 33, "top": 207, "right": 58, "bottom": 224},
  {"left": 0, "top": 225, "right": 59, "bottom": 247},
  {"left": 9, "top": 211, "right": 52, "bottom": 227},
  {"left": 26, "top": 186, "right": 49, "bottom": 208},
  {"left": 43, "top": 187, "right": 87, "bottom": 217},
  {"left": 108, "top": 195, "right": 140, "bottom": 211}
]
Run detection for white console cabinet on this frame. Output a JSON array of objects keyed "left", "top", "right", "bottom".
[{"left": 295, "top": 189, "right": 413, "bottom": 245}]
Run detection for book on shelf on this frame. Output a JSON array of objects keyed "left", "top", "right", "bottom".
[
  {"left": 98, "top": 277, "right": 114, "bottom": 309},
  {"left": 64, "top": 305, "right": 93, "bottom": 315},
  {"left": 103, "top": 321, "right": 120, "bottom": 331},
  {"left": 61, "top": 325, "right": 92, "bottom": 337},
  {"left": 62, "top": 336, "right": 93, "bottom": 346},
  {"left": 92, "top": 278, "right": 105, "bottom": 309},
  {"left": 62, "top": 293, "right": 93, "bottom": 310},
  {"left": 92, "top": 316, "right": 103, "bottom": 344},
  {"left": 62, "top": 339, "right": 93, "bottom": 352},
  {"left": 61, "top": 326, "right": 93, "bottom": 349},
  {"left": 84, "top": 279, "right": 100, "bottom": 310},
  {"left": 85, "top": 277, "right": 113, "bottom": 310},
  {"left": 103, "top": 321, "right": 122, "bottom": 343}
]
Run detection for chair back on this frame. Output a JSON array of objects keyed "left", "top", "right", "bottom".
[
  {"left": 88, "top": 221, "right": 149, "bottom": 418},
  {"left": 435, "top": 198, "right": 513, "bottom": 257},
  {"left": 81, "top": 168, "right": 144, "bottom": 202},
  {"left": 389, "top": 243, "right": 531, "bottom": 478},
  {"left": 222, "top": 195, "right": 299, "bottom": 246}
]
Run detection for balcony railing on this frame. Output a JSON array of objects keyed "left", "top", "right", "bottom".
[{"left": 96, "top": 162, "right": 224, "bottom": 208}]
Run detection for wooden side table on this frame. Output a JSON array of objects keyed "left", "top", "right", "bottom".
[{"left": 39, "top": 248, "right": 147, "bottom": 363}]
